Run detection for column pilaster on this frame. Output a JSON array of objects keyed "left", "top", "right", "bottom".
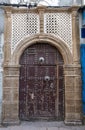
[
  {"left": 64, "top": 64, "right": 82, "bottom": 125},
  {"left": 2, "top": 65, "right": 20, "bottom": 125},
  {"left": 37, "top": 6, "right": 46, "bottom": 33},
  {"left": 4, "top": 7, "right": 12, "bottom": 64},
  {"left": 72, "top": 7, "right": 80, "bottom": 64}
]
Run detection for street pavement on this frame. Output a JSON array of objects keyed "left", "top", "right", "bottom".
[{"left": 0, "top": 121, "right": 85, "bottom": 130}]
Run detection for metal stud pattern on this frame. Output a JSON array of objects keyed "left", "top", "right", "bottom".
[
  {"left": 44, "top": 13, "right": 72, "bottom": 51},
  {"left": 11, "top": 13, "right": 40, "bottom": 53}
]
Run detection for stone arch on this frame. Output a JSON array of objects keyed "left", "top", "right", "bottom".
[{"left": 11, "top": 34, "right": 73, "bottom": 65}]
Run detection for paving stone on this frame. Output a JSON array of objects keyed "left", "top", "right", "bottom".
[
  {"left": 24, "top": 127, "right": 46, "bottom": 130},
  {"left": 0, "top": 122, "right": 85, "bottom": 130},
  {"left": 47, "top": 127, "right": 59, "bottom": 130},
  {"left": 0, "top": 126, "right": 10, "bottom": 130},
  {"left": 59, "top": 128, "right": 74, "bottom": 130},
  {"left": 76, "top": 126, "right": 85, "bottom": 130}
]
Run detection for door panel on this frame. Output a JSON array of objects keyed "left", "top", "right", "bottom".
[{"left": 19, "top": 43, "right": 64, "bottom": 120}]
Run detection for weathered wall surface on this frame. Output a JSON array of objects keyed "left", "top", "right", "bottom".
[
  {"left": 1, "top": 6, "right": 82, "bottom": 125},
  {"left": 0, "top": 34, "right": 4, "bottom": 124},
  {"left": 0, "top": 9, "right": 4, "bottom": 124}
]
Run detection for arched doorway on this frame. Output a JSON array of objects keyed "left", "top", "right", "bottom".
[{"left": 19, "top": 43, "right": 64, "bottom": 121}]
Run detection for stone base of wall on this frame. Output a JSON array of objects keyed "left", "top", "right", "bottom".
[
  {"left": 64, "top": 120, "right": 82, "bottom": 125},
  {"left": 2, "top": 119, "right": 20, "bottom": 125}
]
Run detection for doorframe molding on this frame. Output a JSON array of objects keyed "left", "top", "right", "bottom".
[{"left": 11, "top": 33, "right": 73, "bottom": 65}]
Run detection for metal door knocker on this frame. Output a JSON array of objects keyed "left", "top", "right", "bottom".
[
  {"left": 44, "top": 76, "right": 50, "bottom": 81},
  {"left": 39, "top": 57, "right": 44, "bottom": 64}
]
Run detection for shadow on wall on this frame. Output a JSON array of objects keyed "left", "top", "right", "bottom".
[
  {"left": 59, "top": 0, "right": 82, "bottom": 6},
  {"left": 0, "top": 9, "right": 4, "bottom": 34},
  {"left": 59, "top": 0, "right": 73, "bottom": 6},
  {"left": 0, "top": 0, "right": 10, "bottom": 4},
  {"left": 1, "top": 0, "right": 82, "bottom": 6}
]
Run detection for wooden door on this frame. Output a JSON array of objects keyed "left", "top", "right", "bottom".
[{"left": 19, "top": 43, "right": 64, "bottom": 120}]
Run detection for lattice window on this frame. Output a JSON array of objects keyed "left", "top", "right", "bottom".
[
  {"left": 11, "top": 13, "right": 39, "bottom": 53},
  {"left": 44, "top": 13, "right": 72, "bottom": 51}
]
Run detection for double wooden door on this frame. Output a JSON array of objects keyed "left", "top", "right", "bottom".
[{"left": 19, "top": 43, "right": 64, "bottom": 120}]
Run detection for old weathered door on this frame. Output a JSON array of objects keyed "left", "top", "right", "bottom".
[{"left": 19, "top": 43, "right": 64, "bottom": 120}]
